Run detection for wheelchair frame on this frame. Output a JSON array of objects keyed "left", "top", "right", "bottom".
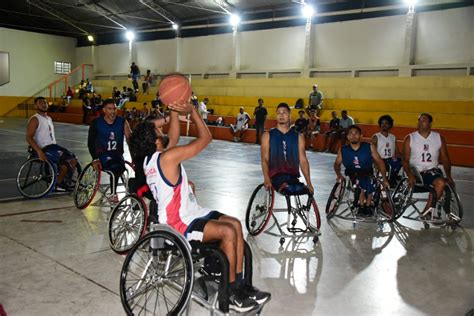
[{"left": 245, "top": 183, "right": 321, "bottom": 246}]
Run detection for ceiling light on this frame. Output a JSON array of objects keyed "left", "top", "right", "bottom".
[
  {"left": 172, "top": 23, "right": 178, "bottom": 30},
  {"left": 125, "top": 31, "right": 135, "bottom": 41},
  {"left": 302, "top": 4, "right": 315, "bottom": 18},
  {"left": 87, "top": 35, "right": 94, "bottom": 42},
  {"left": 229, "top": 14, "right": 240, "bottom": 27}
]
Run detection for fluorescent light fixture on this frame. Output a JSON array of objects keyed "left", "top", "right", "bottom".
[
  {"left": 302, "top": 4, "right": 315, "bottom": 18},
  {"left": 229, "top": 14, "right": 240, "bottom": 27},
  {"left": 125, "top": 31, "right": 135, "bottom": 41},
  {"left": 172, "top": 23, "right": 178, "bottom": 30},
  {"left": 87, "top": 35, "right": 94, "bottom": 42},
  {"left": 405, "top": 0, "right": 417, "bottom": 5}
]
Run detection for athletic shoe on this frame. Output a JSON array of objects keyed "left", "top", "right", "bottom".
[
  {"left": 240, "top": 284, "right": 271, "bottom": 304},
  {"left": 228, "top": 288, "right": 259, "bottom": 313}
]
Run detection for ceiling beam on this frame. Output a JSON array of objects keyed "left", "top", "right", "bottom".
[
  {"left": 139, "top": 0, "right": 178, "bottom": 24},
  {"left": 76, "top": 0, "right": 127, "bottom": 30}
]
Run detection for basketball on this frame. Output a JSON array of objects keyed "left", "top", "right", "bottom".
[{"left": 158, "top": 74, "right": 192, "bottom": 106}]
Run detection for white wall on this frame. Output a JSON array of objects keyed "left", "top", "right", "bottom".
[
  {"left": 240, "top": 26, "right": 306, "bottom": 70},
  {"left": 95, "top": 43, "right": 130, "bottom": 74},
  {"left": 313, "top": 15, "right": 406, "bottom": 68},
  {"left": 0, "top": 28, "right": 76, "bottom": 96},
  {"left": 415, "top": 6, "right": 474, "bottom": 65},
  {"left": 181, "top": 33, "right": 233, "bottom": 73},
  {"left": 136, "top": 39, "right": 177, "bottom": 74}
]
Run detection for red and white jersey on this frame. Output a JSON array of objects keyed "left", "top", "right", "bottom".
[
  {"left": 144, "top": 152, "right": 211, "bottom": 236},
  {"left": 409, "top": 131, "right": 441, "bottom": 172},
  {"left": 375, "top": 132, "right": 396, "bottom": 159},
  {"left": 31, "top": 113, "right": 56, "bottom": 148}
]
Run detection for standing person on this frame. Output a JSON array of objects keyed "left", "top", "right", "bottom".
[
  {"left": 308, "top": 84, "right": 323, "bottom": 117},
  {"left": 261, "top": 103, "right": 314, "bottom": 195},
  {"left": 198, "top": 98, "right": 209, "bottom": 123},
  {"left": 87, "top": 99, "right": 132, "bottom": 203},
  {"left": 253, "top": 98, "right": 267, "bottom": 145},
  {"left": 324, "top": 111, "right": 341, "bottom": 153},
  {"left": 142, "top": 69, "right": 153, "bottom": 94},
  {"left": 402, "top": 113, "right": 454, "bottom": 218},
  {"left": 371, "top": 115, "right": 402, "bottom": 186},
  {"left": 230, "top": 107, "right": 250, "bottom": 142},
  {"left": 26, "top": 97, "right": 79, "bottom": 189},
  {"left": 130, "top": 102, "right": 270, "bottom": 313},
  {"left": 334, "top": 125, "right": 389, "bottom": 216},
  {"left": 130, "top": 62, "right": 140, "bottom": 92}
]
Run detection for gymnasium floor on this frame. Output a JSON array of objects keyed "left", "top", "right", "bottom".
[{"left": 0, "top": 118, "right": 473, "bottom": 315}]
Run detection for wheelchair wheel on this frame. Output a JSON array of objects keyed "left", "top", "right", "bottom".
[
  {"left": 73, "top": 162, "right": 101, "bottom": 209},
  {"left": 391, "top": 178, "right": 413, "bottom": 220},
  {"left": 326, "top": 179, "right": 346, "bottom": 219},
  {"left": 109, "top": 194, "right": 148, "bottom": 254},
  {"left": 245, "top": 184, "right": 274, "bottom": 236},
  {"left": 444, "top": 184, "right": 463, "bottom": 222},
  {"left": 375, "top": 187, "right": 396, "bottom": 222},
  {"left": 120, "top": 230, "right": 194, "bottom": 315},
  {"left": 16, "top": 158, "right": 56, "bottom": 199},
  {"left": 295, "top": 196, "right": 321, "bottom": 231}
]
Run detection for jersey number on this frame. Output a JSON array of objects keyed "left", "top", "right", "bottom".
[
  {"left": 421, "top": 152, "right": 432, "bottom": 162},
  {"left": 107, "top": 141, "right": 117, "bottom": 151},
  {"left": 384, "top": 148, "right": 391, "bottom": 157}
]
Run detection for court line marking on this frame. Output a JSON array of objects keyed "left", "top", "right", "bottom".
[
  {"left": 0, "top": 205, "right": 74, "bottom": 217},
  {"left": 0, "top": 128, "right": 87, "bottom": 144}
]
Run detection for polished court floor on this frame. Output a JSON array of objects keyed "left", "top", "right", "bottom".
[{"left": 0, "top": 118, "right": 473, "bottom": 315}]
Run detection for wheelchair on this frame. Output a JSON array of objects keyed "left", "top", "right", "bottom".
[
  {"left": 16, "top": 147, "right": 81, "bottom": 199},
  {"left": 391, "top": 168, "right": 463, "bottom": 230},
  {"left": 73, "top": 160, "right": 134, "bottom": 210},
  {"left": 245, "top": 181, "right": 321, "bottom": 246},
  {"left": 325, "top": 171, "right": 396, "bottom": 228}
]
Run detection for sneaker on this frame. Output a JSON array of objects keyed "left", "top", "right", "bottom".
[
  {"left": 357, "top": 206, "right": 373, "bottom": 217},
  {"left": 240, "top": 284, "right": 271, "bottom": 304},
  {"left": 229, "top": 288, "right": 259, "bottom": 313}
]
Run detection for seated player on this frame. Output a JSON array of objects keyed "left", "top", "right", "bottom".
[
  {"left": 87, "top": 99, "right": 132, "bottom": 202},
  {"left": 334, "top": 125, "right": 389, "bottom": 216},
  {"left": 230, "top": 107, "right": 250, "bottom": 142},
  {"left": 26, "top": 96, "right": 78, "bottom": 190},
  {"left": 371, "top": 115, "right": 402, "bottom": 186},
  {"left": 402, "top": 113, "right": 454, "bottom": 218},
  {"left": 130, "top": 101, "right": 270, "bottom": 313},
  {"left": 261, "top": 103, "right": 314, "bottom": 195}
]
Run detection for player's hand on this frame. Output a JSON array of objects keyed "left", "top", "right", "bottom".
[
  {"left": 92, "top": 160, "right": 102, "bottom": 171},
  {"left": 407, "top": 174, "right": 416, "bottom": 187},
  {"left": 168, "top": 100, "right": 193, "bottom": 114},
  {"left": 306, "top": 183, "right": 314, "bottom": 194},
  {"left": 263, "top": 177, "right": 272, "bottom": 190},
  {"left": 382, "top": 178, "right": 390, "bottom": 189},
  {"left": 336, "top": 174, "right": 344, "bottom": 183},
  {"left": 38, "top": 150, "right": 47, "bottom": 162}
]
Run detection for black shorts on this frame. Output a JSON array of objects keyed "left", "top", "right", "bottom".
[
  {"left": 420, "top": 168, "right": 444, "bottom": 186},
  {"left": 184, "top": 211, "right": 224, "bottom": 242}
]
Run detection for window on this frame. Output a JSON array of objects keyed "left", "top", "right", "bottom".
[{"left": 54, "top": 61, "right": 72, "bottom": 74}]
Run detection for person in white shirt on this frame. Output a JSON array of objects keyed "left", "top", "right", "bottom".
[
  {"left": 230, "top": 107, "right": 250, "bottom": 142},
  {"left": 198, "top": 98, "right": 209, "bottom": 123},
  {"left": 402, "top": 113, "right": 453, "bottom": 217},
  {"left": 371, "top": 115, "right": 402, "bottom": 186},
  {"left": 26, "top": 97, "right": 79, "bottom": 189}
]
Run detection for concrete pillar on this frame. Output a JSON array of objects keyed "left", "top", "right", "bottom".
[
  {"left": 302, "top": 17, "right": 314, "bottom": 78},
  {"left": 176, "top": 37, "right": 182, "bottom": 73},
  {"left": 400, "top": 11, "right": 417, "bottom": 77},
  {"left": 230, "top": 28, "right": 240, "bottom": 79}
]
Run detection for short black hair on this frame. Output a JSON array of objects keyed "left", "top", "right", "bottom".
[
  {"left": 348, "top": 125, "right": 362, "bottom": 134},
  {"left": 378, "top": 115, "right": 394, "bottom": 127},
  {"left": 34, "top": 96, "right": 46, "bottom": 104},
  {"left": 419, "top": 113, "right": 433, "bottom": 123},
  {"left": 258, "top": 98, "right": 263, "bottom": 102},
  {"left": 341, "top": 110, "right": 348, "bottom": 114},
  {"left": 102, "top": 98, "right": 115, "bottom": 107},
  {"left": 298, "top": 110, "right": 305, "bottom": 114},
  {"left": 277, "top": 102, "right": 290, "bottom": 111},
  {"left": 129, "top": 121, "right": 158, "bottom": 161}
]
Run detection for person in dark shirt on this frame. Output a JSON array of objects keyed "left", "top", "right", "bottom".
[
  {"left": 253, "top": 99, "right": 267, "bottom": 144},
  {"left": 293, "top": 110, "right": 309, "bottom": 134},
  {"left": 324, "top": 111, "right": 341, "bottom": 153}
]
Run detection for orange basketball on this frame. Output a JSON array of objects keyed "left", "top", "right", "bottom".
[{"left": 158, "top": 74, "right": 192, "bottom": 106}]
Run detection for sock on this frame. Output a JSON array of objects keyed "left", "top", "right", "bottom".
[
  {"left": 230, "top": 281, "right": 239, "bottom": 291},
  {"left": 236, "top": 273, "right": 244, "bottom": 285}
]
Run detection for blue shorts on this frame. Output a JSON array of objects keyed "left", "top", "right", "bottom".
[
  {"left": 420, "top": 168, "right": 443, "bottom": 186},
  {"left": 99, "top": 153, "right": 125, "bottom": 175},
  {"left": 384, "top": 157, "right": 402, "bottom": 178},
  {"left": 41, "top": 144, "right": 76, "bottom": 167},
  {"left": 185, "top": 211, "right": 224, "bottom": 241},
  {"left": 271, "top": 174, "right": 309, "bottom": 195},
  {"left": 353, "top": 176, "right": 376, "bottom": 195}
]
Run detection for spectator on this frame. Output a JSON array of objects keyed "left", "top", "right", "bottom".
[
  {"left": 78, "top": 80, "right": 87, "bottom": 99},
  {"left": 306, "top": 110, "right": 320, "bottom": 150},
  {"left": 324, "top": 111, "right": 341, "bottom": 153},
  {"left": 216, "top": 116, "right": 225, "bottom": 126},
  {"left": 128, "top": 88, "right": 137, "bottom": 102},
  {"left": 112, "top": 87, "right": 121, "bottom": 99},
  {"left": 82, "top": 95, "right": 92, "bottom": 125},
  {"left": 293, "top": 110, "right": 309, "bottom": 133},
  {"left": 141, "top": 102, "right": 150, "bottom": 121},
  {"left": 230, "top": 107, "right": 250, "bottom": 142},
  {"left": 130, "top": 62, "right": 140, "bottom": 92},
  {"left": 152, "top": 92, "right": 162, "bottom": 109},
  {"left": 308, "top": 84, "right": 323, "bottom": 117},
  {"left": 253, "top": 98, "right": 267, "bottom": 145},
  {"left": 85, "top": 79, "right": 93, "bottom": 93},
  {"left": 142, "top": 69, "right": 153, "bottom": 94},
  {"left": 340, "top": 110, "right": 355, "bottom": 143},
  {"left": 65, "top": 86, "right": 74, "bottom": 105},
  {"left": 130, "top": 107, "right": 140, "bottom": 129},
  {"left": 198, "top": 98, "right": 209, "bottom": 123},
  {"left": 191, "top": 91, "right": 199, "bottom": 108}
]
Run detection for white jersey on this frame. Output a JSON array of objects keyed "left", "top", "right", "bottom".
[
  {"left": 375, "top": 132, "right": 396, "bottom": 159},
  {"left": 235, "top": 112, "right": 249, "bottom": 130},
  {"left": 31, "top": 113, "right": 56, "bottom": 148},
  {"left": 409, "top": 131, "right": 442, "bottom": 172},
  {"left": 144, "top": 152, "right": 211, "bottom": 238}
]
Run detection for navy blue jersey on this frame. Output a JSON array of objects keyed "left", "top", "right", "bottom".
[
  {"left": 268, "top": 128, "right": 300, "bottom": 178},
  {"left": 341, "top": 142, "right": 373, "bottom": 174},
  {"left": 88, "top": 116, "right": 125, "bottom": 158}
]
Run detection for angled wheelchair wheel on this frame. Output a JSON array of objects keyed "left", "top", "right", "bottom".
[
  {"left": 326, "top": 179, "right": 346, "bottom": 219},
  {"left": 296, "top": 196, "right": 321, "bottom": 231},
  {"left": 109, "top": 194, "right": 148, "bottom": 254},
  {"left": 391, "top": 178, "right": 413, "bottom": 220},
  {"left": 120, "top": 230, "right": 194, "bottom": 315},
  {"left": 444, "top": 184, "right": 463, "bottom": 224},
  {"left": 16, "top": 158, "right": 56, "bottom": 199},
  {"left": 73, "top": 162, "right": 101, "bottom": 209},
  {"left": 245, "top": 184, "right": 274, "bottom": 236},
  {"left": 375, "top": 187, "right": 396, "bottom": 222}
]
